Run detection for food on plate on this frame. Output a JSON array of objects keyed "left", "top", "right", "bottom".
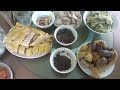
[
  {"left": 0, "top": 67, "right": 10, "bottom": 79},
  {"left": 32, "top": 45, "right": 39, "bottom": 54},
  {"left": 30, "top": 33, "right": 49, "bottom": 46},
  {"left": 21, "top": 32, "right": 35, "bottom": 48},
  {"left": 53, "top": 52, "right": 71, "bottom": 71},
  {"left": 45, "top": 41, "right": 51, "bottom": 53},
  {"left": 4, "top": 22, "right": 52, "bottom": 56},
  {"left": 26, "top": 47, "right": 33, "bottom": 56},
  {"left": 77, "top": 40, "right": 118, "bottom": 78},
  {"left": 6, "top": 43, "right": 19, "bottom": 52},
  {"left": 86, "top": 11, "right": 113, "bottom": 33},
  {"left": 54, "top": 11, "right": 82, "bottom": 29},
  {"left": 36, "top": 15, "right": 52, "bottom": 26},
  {"left": 5, "top": 26, "right": 29, "bottom": 43},
  {"left": 56, "top": 28, "right": 75, "bottom": 44},
  {"left": 39, "top": 43, "right": 45, "bottom": 54},
  {"left": 18, "top": 45, "right": 26, "bottom": 55}
]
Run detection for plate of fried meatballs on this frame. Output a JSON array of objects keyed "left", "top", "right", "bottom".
[{"left": 77, "top": 40, "right": 118, "bottom": 78}]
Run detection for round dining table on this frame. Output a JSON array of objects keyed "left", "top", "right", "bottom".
[{"left": 0, "top": 11, "right": 120, "bottom": 79}]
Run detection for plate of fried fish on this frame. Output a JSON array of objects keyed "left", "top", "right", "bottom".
[{"left": 3, "top": 22, "right": 52, "bottom": 59}]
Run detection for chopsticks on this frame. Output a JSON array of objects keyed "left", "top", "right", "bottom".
[{"left": 0, "top": 11, "right": 14, "bottom": 28}]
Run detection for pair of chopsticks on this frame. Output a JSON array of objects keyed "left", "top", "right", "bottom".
[{"left": 0, "top": 11, "right": 14, "bottom": 28}]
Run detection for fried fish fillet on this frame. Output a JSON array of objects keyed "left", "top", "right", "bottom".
[
  {"left": 30, "top": 34, "right": 44, "bottom": 46},
  {"left": 6, "top": 43, "right": 13, "bottom": 50},
  {"left": 32, "top": 45, "right": 39, "bottom": 54},
  {"left": 4, "top": 26, "right": 29, "bottom": 43},
  {"left": 39, "top": 43, "right": 45, "bottom": 54},
  {"left": 11, "top": 31, "right": 30, "bottom": 45},
  {"left": 30, "top": 33, "right": 51, "bottom": 46},
  {"left": 26, "top": 47, "right": 33, "bottom": 56},
  {"left": 45, "top": 41, "right": 51, "bottom": 53},
  {"left": 4, "top": 30, "right": 22, "bottom": 43},
  {"left": 21, "top": 32, "right": 35, "bottom": 48},
  {"left": 46, "top": 39, "right": 52, "bottom": 42},
  {"left": 18, "top": 45, "right": 26, "bottom": 55},
  {"left": 6, "top": 43, "right": 19, "bottom": 53}
]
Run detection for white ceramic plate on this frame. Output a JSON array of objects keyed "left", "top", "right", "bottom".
[
  {"left": 0, "top": 62, "right": 13, "bottom": 79},
  {"left": 3, "top": 27, "right": 52, "bottom": 59},
  {"left": 76, "top": 41, "right": 116, "bottom": 79}
]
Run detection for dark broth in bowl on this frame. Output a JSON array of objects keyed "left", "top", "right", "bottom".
[
  {"left": 57, "top": 28, "right": 75, "bottom": 44},
  {"left": 53, "top": 52, "right": 71, "bottom": 71}
]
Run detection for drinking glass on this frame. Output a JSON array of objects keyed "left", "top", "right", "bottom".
[
  {"left": 12, "top": 11, "right": 32, "bottom": 26},
  {"left": 0, "top": 27, "right": 6, "bottom": 58}
]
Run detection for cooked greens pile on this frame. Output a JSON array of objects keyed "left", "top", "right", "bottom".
[{"left": 86, "top": 11, "right": 113, "bottom": 33}]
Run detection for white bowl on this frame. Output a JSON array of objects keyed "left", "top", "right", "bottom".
[
  {"left": 53, "top": 11, "right": 82, "bottom": 29},
  {"left": 50, "top": 47, "right": 77, "bottom": 74},
  {"left": 83, "top": 11, "right": 118, "bottom": 34},
  {"left": 32, "top": 11, "right": 55, "bottom": 29},
  {"left": 54, "top": 25, "right": 78, "bottom": 46},
  {"left": 0, "top": 62, "right": 13, "bottom": 79}
]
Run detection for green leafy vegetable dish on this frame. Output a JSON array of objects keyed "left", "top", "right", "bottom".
[{"left": 86, "top": 11, "right": 113, "bottom": 33}]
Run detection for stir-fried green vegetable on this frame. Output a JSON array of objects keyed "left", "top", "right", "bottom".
[{"left": 86, "top": 11, "right": 113, "bottom": 33}]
